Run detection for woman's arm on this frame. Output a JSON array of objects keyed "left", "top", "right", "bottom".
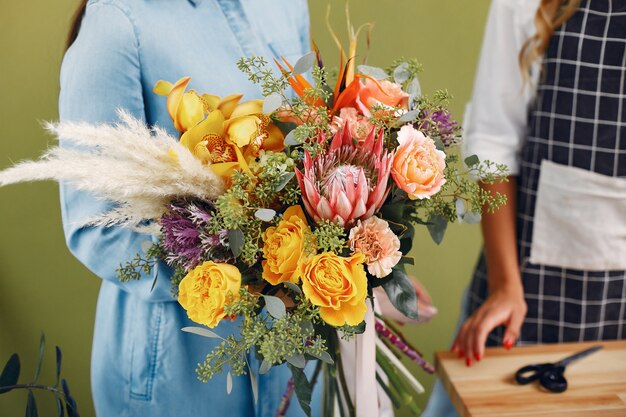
[{"left": 59, "top": 0, "right": 174, "bottom": 302}]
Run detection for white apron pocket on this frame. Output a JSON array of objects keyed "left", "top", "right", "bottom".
[{"left": 530, "top": 160, "right": 626, "bottom": 271}]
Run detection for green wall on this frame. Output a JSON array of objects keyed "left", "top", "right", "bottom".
[{"left": 0, "top": 1, "right": 490, "bottom": 415}]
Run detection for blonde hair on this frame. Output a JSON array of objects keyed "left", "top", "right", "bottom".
[{"left": 519, "top": 0, "right": 581, "bottom": 78}]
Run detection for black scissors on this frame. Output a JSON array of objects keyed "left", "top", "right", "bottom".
[{"left": 514, "top": 345, "right": 603, "bottom": 393}]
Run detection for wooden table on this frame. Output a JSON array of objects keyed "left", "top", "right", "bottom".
[{"left": 436, "top": 340, "right": 626, "bottom": 417}]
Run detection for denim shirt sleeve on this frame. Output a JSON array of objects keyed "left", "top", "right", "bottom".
[{"left": 58, "top": 0, "right": 175, "bottom": 302}]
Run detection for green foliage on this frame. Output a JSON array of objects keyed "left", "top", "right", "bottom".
[
  {"left": 116, "top": 242, "right": 164, "bottom": 282},
  {"left": 312, "top": 220, "right": 347, "bottom": 254},
  {"left": 0, "top": 334, "right": 79, "bottom": 417}
]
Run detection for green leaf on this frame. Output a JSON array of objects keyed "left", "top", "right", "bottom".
[
  {"left": 464, "top": 154, "right": 480, "bottom": 167},
  {"left": 0, "top": 353, "right": 20, "bottom": 394},
  {"left": 397, "top": 256, "right": 415, "bottom": 266},
  {"left": 55, "top": 396, "right": 63, "bottom": 417},
  {"left": 293, "top": 52, "right": 317, "bottom": 75},
  {"left": 181, "top": 327, "right": 223, "bottom": 340},
  {"left": 33, "top": 333, "right": 45, "bottom": 383},
  {"left": 396, "top": 110, "right": 420, "bottom": 125},
  {"left": 263, "top": 295, "right": 286, "bottom": 319},
  {"left": 288, "top": 364, "right": 312, "bottom": 417},
  {"left": 228, "top": 229, "right": 244, "bottom": 257},
  {"left": 259, "top": 360, "right": 272, "bottom": 375},
  {"left": 262, "top": 93, "right": 283, "bottom": 114},
  {"left": 226, "top": 371, "right": 233, "bottom": 395},
  {"left": 284, "top": 130, "right": 299, "bottom": 146},
  {"left": 341, "top": 321, "right": 366, "bottom": 334},
  {"left": 393, "top": 62, "right": 410, "bottom": 84},
  {"left": 283, "top": 282, "right": 302, "bottom": 295},
  {"left": 254, "top": 208, "right": 276, "bottom": 222},
  {"left": 427, "top": 214, "right": 448, "bottom": 245},
  {"left": 286, "top": 354, "right": 306, "bottom": 369},
  {"left": 382, "top": 270, "right": 418, "bottom": 320},
  {"left": 54, "top": 347, "right": 62, "bottom": 387},
  {"left": 434, "top": 138, "right": 445, "bottom": 151},
  {"left": 61, "top": 379, "right": 79, "bottom": 417},
  {"left": 455, "top": 199, "right": 466, "bottom": 223},
  {"left": 379, "top": 203, "right": 405, "bottom": 223},
  {"left": 463, "top": 211, "right": 482, "bottom": 224},
  {"left": 399, "top": 223, "right": 416, "bottom": 254},
  {"left": 407, "top": 77, "right": 421, "bottom": 100},
  {"left": 357, "top": 65, "right": 388, "bottom": 80},
  {"left": 25, "top": 390, "right": 38, "bottom": 417},
  {"left": 249, "top": 369, "right": 258, "bottom": 404},
  {"left": 308, "top": 350, "right": 334, "bottom": 365},
  {"left": 274, "top": 172, "right": 295, "bottom": 192}
]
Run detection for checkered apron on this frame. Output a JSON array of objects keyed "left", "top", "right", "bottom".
[{"left": 468, "top": 0, "right": 626, "bottom": 345}]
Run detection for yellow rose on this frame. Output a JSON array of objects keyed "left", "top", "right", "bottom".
[
  {"left": 178, "top": 261, "right": 241, "bottom": 328},
  {"left": 262, "top": 205, "right": 313, "bottom": 285},
  {"left": 300, "top": 252, "right": 368, "bottom": 327}
]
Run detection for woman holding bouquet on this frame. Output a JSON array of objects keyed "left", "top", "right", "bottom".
[
  {"left": 424, "top": 0, "right": 626, "bottom": 415},
  {"left": 60, "top": 0, "right": 316, "bottom": 416}
]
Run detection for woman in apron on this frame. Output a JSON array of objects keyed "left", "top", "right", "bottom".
[{"left": 424, "top": 0, "right": 626, "bottom": 415}]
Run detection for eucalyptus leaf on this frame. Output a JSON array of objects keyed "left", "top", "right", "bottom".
[
  {"left": 396, "top": 109, "right": 420, "bottom": 125},
  {"left": 228, "top": 229, "right": 244, "bottom": 257},
  {"left": 378, "top": 203, "right": 405, "bottom": 223},
  {"left": 397, "top": 256, "right": 415, "bottom": 266},
  {"left": 393, "top": 62, "right": 410, "bottom": 84},
  {"left": 357, "top": 65, "right": 388, "bottom": 80},
  {"left": 263, "top": 295, "right": 286, "bottom": 319},
  {"left": 464, "top": 154, "right": 480, "bottom": 167},
  {"left": 427, "top": 214, "right": 448, "bottom": 245},
  {"left": 262, "top": 93, "right": 283, "bottom": 114},
  {"left": 407, "top": 77, "right": 422, "bottom": 99},
  {"left": 308, "top": 350, "right": 334, "bottom": 365},
  {"left": 286, "top": 354, "right": 306, "bottom": 369},
  {"left": 382, "top": 269, "right": 419, "bottom": 320},
  {"left": 140, "top": 240, "right": 152, "bottom": 254},
  {"left": 26, "top": 390, "right": 38, "bottom": 417},
  {"left": 293, "top": 52, "right": 317, "bottom": 75},
  {"left": 274, "top": 172, "right": 295, "bottom": 192},
  {"left": 254, "top": 208, "right": 276, "bottom": 222},
  {"left": 181, "top": 327, "right": 223, "bottom": 340},
  {"left": 455, "top": 199, "right": 466, "bottom": 223},
  {"left": 226, "top": 371, "right": 233, "bottom": 395},
  {"left": 284, "top": 281, "right": 302, "bottom": 294},
  {"left": 288, "top": 364, "right": 312, "bottom": 417},
  {"left": 33, "top": 333, "right": 45, "bottom": 383},
  {"left": 54, "top": 347, "right": 62, "bottom": 387},
  {"left": 299, "top": 320, "right": 314, "bottom": 335},
  {"left": 284, "top": 130, "right": 299, "bottom": 146},
  {"left": 434, "top": 138, "right": 445, "bottom": 151},
  {"left": 0, "top": 353, "right": 20, "bottom": 394},
  {"left": 249, "top": 369, "right": 258, "bottom": 404},
  {"left": 259, "top": 360, "right": 272, "bottom": 375},
  {"left": 463, "top": 211, "right": 482, "bottom": 224}
]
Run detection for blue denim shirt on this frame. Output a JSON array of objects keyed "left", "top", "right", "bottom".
[{"left": 59, "top": 1, "right": 318, "bottom": 416}]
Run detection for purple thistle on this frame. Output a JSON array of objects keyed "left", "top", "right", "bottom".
[
  {"left": 375, "top": 318, "right": 435, "bottom": 374},
  {"left": 417, "top": 109, "right": 460, "bottom": 146}
]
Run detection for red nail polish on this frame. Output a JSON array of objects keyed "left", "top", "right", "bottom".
[
  {"left": 474, "top": 352, "right": 481, "bottom": 362},
  {"left": 465, "top": 357, "right": 472, "bottom": 367},
  {"left": 503, "top": 339, "right": 513, "bottom": 350},
  {"left": 458, "top": 350, "right": 465, "bottom": 358}
]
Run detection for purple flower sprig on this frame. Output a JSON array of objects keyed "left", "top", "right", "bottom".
[{"left": 375, "top": 318, "right": 435, "bottom": 374}]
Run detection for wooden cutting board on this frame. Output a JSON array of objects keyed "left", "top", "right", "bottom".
[{"left": 436, "top": 340, "right": 626, "bottom": 417}]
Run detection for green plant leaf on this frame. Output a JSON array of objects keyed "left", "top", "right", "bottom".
[
  {"left": 382, "top": 270, "right": 418, "bottom": 320},
  {"left": 55, "top": 395, "right": 63, "bottom": 417},
  {"left": 274, "top": 172, "right": 295, "bottom": 192},
  {"left": 259, "top": 360, "right": 272, "bottom": 375},
  {"left": 293, "top": 52, "right": 316, "bottom": 75},
  {"left": 464, "top": 154, "right": 480, "bottom": 167},
  {"left": 379, "top": 203, "right": 405, "bottom": 223},
  {"left": 254, "top": 208, "right": 276, "bottom": 222},
  {"left": 26, "top": 390, "right": 38, "bottom": 417},
  {"left": 307, "top": 350, "right": 334, "bottom": 365},
  {"left": 286, "top": 354, "right": 306, "bottom": 369},
  {"left": 426, "top": 214, "right": 448, "bottom": 245},
  {"left": 249, "top": 368, "right": 258, "bottom": 404},
  {"left": 263, "top": 295, "right": 286, "bottom": 319},
  {"left": 0, "top": 353, "right": 20, "bottom": 394},
  {"left": 226, "top": 371, "right": 233, "bottom": 395},
  {"left": 228, "top": 229, "right": 244, "bottom": 257},
  {"left": 33, "top": 333, "right": 45, "bottom": 383},
  {"left": 393, "top": 62, "right": 410, "bottom": 84},
  {"left": 288, "top": 364, "right": 312, "bottom": 417},
  {"left": 284, "top": 130, "right": 298, "bottom": 146},
  {"left": 61, "top": 379, "right": 79, "bottom": 417},
  {"left": 181, "top": 327, "right": 223, "bottom": 340},
  {"left": 54, "top": 347, "right": 62, "bottom": 388},
  {"left": 283, "top": 282, "right": 302, "bottom": 295},
  {"left": 357, "top": 65, "right": 388, "bottom": 80},
  {"left": 262, "top": 93, "right": 283, "bottom": 114}
]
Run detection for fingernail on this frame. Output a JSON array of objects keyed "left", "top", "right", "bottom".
[
  {"left": 458, "top": 350, "right": 465, "bottom": 358},
  {"left": 474, "top": 352, "right": 481, "bottom": 362},
  {"left": 465, "top": 357, "right": 472, "bottom": 367},
  {"left": 503, "top": 339, "right": 513, "bottom": 350}
]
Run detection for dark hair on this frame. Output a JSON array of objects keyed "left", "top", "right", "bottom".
[{"left": 67, "top": 0, "right": 88, "bottom": 49}]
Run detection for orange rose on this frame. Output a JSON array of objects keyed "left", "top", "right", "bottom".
[
  {"left": 261, "top": 205, "right": 314, "bottom": 285},
  {"left": 300, "top": 252, "right": 368, "bottom": 327},
  {"left": 178, "top": 261, "right": 241, "bottom": 328},
  {"left": 356, "top": 79, "right": 409, "bottom": 117},
  {"left": 392, "top": 124, "right": 446, "bottom": 199}
]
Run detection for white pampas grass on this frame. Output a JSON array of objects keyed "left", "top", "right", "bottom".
[{"left": 0, "top": 110, "right": 224, "bottom": 230}]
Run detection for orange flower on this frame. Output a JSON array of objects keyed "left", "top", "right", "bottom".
[
  {"left": 261, "top": 206, "right": 314, "bottom": 285},
  {"left": 300, "top": 252, "right": 368, "bottom": 326}
]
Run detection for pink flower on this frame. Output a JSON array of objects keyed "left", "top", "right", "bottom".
[
  {"left": 356, "top": 79, "right": 409, "bottom": 118},
  {"left": 330, "top": 107, "right": 377, "bottom": 142},
  {"left": 348, "top": 217, "right": 402, "bottom": 278},
  {"left": 391, "top": 125, "right": 446, "bottom": 200},
  {"left": 295, "top": 124, "right": 393, "bottom": 228}
]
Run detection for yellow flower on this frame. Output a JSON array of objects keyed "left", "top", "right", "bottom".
[
  {"left": 300, "top": 252, "right": 368, "bottom": 327},
  {"left": 153, "top": 77, "right": 205, "bottom": 133},
  {"left": 262, "top": 205, "right": 314, "bottom": 285},
  {"left": 178, "top": 261, "right": 241, "bottom": 328}
]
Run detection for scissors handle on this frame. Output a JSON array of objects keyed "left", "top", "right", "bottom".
[{"left": 515, "top": 363, "right": 550, "bottom": 385}]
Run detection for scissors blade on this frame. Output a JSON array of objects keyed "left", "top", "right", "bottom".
[{"left": 555, "top": 345, "right": 603, "bottom": 368}]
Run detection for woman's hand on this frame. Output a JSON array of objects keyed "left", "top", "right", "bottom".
[{"left": 451, "top": 280, "right": 526, "bottom": 366}]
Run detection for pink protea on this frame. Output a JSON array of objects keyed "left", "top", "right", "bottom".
[{"left": 295, "top": 124, "right": 393, "bottom": 228}]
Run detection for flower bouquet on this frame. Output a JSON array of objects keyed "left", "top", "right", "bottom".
[{"left": 0, "top": 14, "right": 506, "bottom": 417}]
